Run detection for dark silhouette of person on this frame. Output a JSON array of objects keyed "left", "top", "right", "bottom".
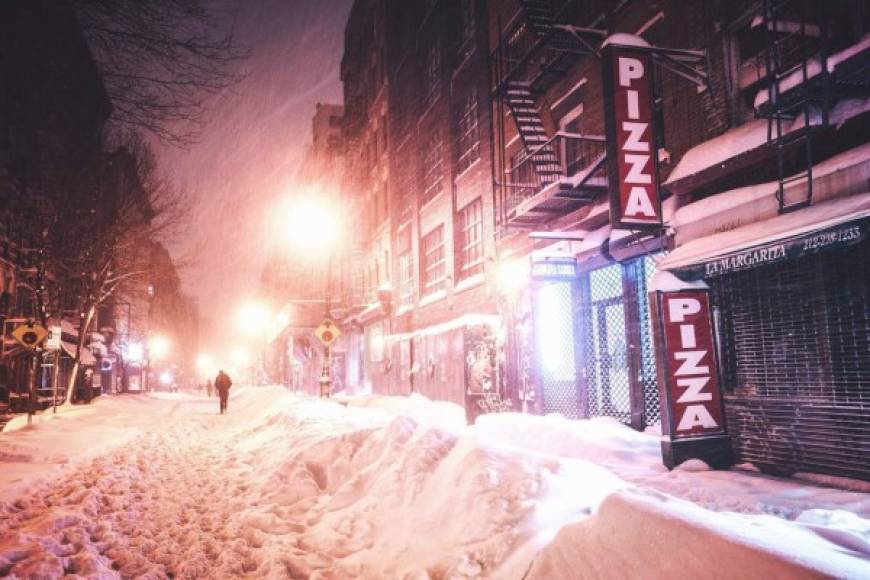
[
  {"left": 206, "top": 379, "right": 213, "bottom": 398},
  {"left": 214, "top": 370, "right": 232, "bottom": 414}
]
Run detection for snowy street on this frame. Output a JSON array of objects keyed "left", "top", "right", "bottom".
[{"left": 1, "top": 387, "right": 868, "bottom": 579}]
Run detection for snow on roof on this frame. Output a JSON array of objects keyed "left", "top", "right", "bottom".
[
  {"left": 666, "top": 97, "right": 870, "bottom": 185},
  {"left": 649, "top": 269, "right": 709, "bottom": 292},
  {"left": 754, "top": 34, "right": 870, "bottom": 108},
  {"left": 668, "top": 141, "right": 870, "bottom": 245},
  {"left": 601, "top": 32, "right": 651, "bottom": 49}
]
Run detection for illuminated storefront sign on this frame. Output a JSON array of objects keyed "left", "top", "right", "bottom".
[
  {"left": 650, "top": 289, "right": 732, "bottom": 469},
  {"left": 602, "top": 45, "right": 663, "bottom": 230}
]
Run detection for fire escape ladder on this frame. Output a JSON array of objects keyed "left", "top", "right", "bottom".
[
  {"left": 761, "top": 0, "right": 829, "bottom": 214},
  {"left": 518, "top": 0, "right": 557, "bottom": 37},
  {"left": 505, "top": 81, "right": 561, "bottom": 186},
  {"left": 515, "top": 1, "right": 605, "bottom": 93}
]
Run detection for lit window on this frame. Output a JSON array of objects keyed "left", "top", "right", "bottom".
[
  {"left": 456, "top": 198, "right": 484, "bottom": 280},
  {"left": 421, "top": 225, "right": 447, "bottom": 294}
]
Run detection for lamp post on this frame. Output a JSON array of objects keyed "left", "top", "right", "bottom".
[{"left": 280, "top": 195, "right": 342, "bottom": 398}]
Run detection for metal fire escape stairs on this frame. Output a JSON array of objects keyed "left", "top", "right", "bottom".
[
  {"left": 759, "top": 0, "right": 830, "bottom": 213},
  {"left": 504, "top": 81, "right": 561, "bottom": 187},
  {"left": 493, "top": 1, "right": 607, "bottom": 226}
]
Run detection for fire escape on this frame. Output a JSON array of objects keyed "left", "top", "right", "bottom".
[
  {"left": 492, "top": 0, "right": 608, "bottom": 229},
  {"left": 755, "top": 0, "right": 870, "bottom": 213},
  {"left": 493, "top": 1, "right": 709, "bottom": 230}
]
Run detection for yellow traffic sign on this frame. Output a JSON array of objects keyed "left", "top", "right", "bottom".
[
  {"left": 314, "top": 319, "right": 341, "bottom": 347},
  {"left": 11, "top": 322, "right": 49, "bottom": 349}
]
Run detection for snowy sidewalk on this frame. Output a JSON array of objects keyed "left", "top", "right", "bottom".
[{"left": 1, "top": 387, "right": 868, "bottom": 578}]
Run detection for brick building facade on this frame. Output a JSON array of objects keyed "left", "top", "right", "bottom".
[{"left": 323, "top": 0, "right": 870, "bottom": 479}]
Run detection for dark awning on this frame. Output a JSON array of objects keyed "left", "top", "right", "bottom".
[
  {"left": 61, "top": 341, "right": 97, "bottom": 366},
  {"left": 660, "top": 194, "right": 870, "bottom": 280}
]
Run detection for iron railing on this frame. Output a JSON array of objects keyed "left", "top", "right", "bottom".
[{"left": 501, "top": 132, "right": 605, "bottom": 220}]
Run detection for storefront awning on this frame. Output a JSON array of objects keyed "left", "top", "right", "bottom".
[
  {"left": 61, "top": 341, "right": 97, "bottom": 366},
  {"left": 659, "top": 192, "right": 870, "bottom": 280}
]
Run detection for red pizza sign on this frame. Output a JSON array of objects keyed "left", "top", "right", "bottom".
[
  {"left": 602, "top": 45, "right": 663, "bottom": 230},
  {"left": 659, "top": 291, "right": 725, "bottom": 437}
]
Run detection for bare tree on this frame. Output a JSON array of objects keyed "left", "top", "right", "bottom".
[
  {"left": 47, "top": 136, "right": 189, "bottom": 405},
  {"left": 73, "top": 0, "right": 248, "bottom": 147}
]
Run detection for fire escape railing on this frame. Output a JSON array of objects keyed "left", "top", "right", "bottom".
[{"left": 501, "top": 133, "right": 605, "bottom": 220}]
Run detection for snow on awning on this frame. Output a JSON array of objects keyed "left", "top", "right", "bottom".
[
  {"left": 668, "top": 142, "right": 870, "bottom": 245},
  {"left": 665, "top": 98, "right": 869, "bottom": 189},
  {"left": 61, "top": 341, "right": 97, "bottom": 366},
  {"left": 658, "top": 192, "right": 870, "bottom": 280}
]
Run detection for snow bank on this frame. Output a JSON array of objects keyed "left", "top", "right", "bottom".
[
  {"left": 527, "top": 490, "right": 869, "bottom": 579},
  {"left": 1, "top": 388, "right": 868, "bottom": 578}
]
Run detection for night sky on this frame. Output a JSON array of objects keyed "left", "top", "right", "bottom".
[{"left": 157, "top": 0, "right": 353, "bottom": 340}]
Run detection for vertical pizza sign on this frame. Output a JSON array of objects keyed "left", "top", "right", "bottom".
[
  {"left": 602, "top": 43, "right": 663, "bottom": 230},
  {"left": 659, "top": 291, "right": 725, "bottom": 437}
]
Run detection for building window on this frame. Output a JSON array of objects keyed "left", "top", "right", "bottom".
[
  {"left": 421, "top": 225, "right": 447, "bottom": 294},
  {"left": 456, "top": 91, "right": 480, "bottom": 174},
  {"left": 456, "top": 197, "right": 484, "bottom": 280},
  {"left": 422, "top": 130, "right": 444, "bottom": 204},
  {"left": 397, "top": 225, "right": 414, "bottom": 304},
  {"left": 398, "top": 251, "right": 414, "bottom": 303},
  {"left": 425, "top": 39, "right": 442, "bottom": 108}
]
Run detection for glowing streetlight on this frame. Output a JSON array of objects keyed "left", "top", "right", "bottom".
[
  {"left": 497, "top": 257, "right": 530, "bottom": 295},
  {"left": 236, "top": 301, "right": 271, "bottom": 335},
  {"left": 196, "top": 353, "right": 215, "bottom": 376},
  {"left": 148, "top": 334, "right": 171, "bottom": 360},
  {"left": 279, "top": 195, "right": 342, "bottom": 255},
  {"left": 125, "top": 342, "right": 144, "bottom": 364},
  {"left": 230, "top": 347, "right": 250, "bottom": 368}
]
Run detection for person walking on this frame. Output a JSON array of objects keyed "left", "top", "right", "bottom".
[
  {"left": 214, "top": 370, "right": 232, "bottom": 414},
  {"left": 206, "top": 379, "right": 213, "bottom": 398}
]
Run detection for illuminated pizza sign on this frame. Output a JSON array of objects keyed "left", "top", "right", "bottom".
[
  {"left": 602, "top": 45, "right": 663, "bottom": 230},
  {"left": 657, "top": 291, "right": 725, "bottom": 437}
]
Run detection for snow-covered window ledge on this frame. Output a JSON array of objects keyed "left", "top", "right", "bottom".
[
  {"left": 453, "top": 273, "right": 485, "bottom": 294},
  {"left": 394, "top": 303, "right": 414, "bottom": 317},
  {"left": 418, "top": 289, "right": 447, "bottom": 308}
]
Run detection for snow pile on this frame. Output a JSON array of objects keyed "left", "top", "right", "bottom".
[
  {"left": 666, "top": 97, "right": 870, "bottom": 185},
  {"left": 1, "top": 387, "right": 869, "bottom": 578}
]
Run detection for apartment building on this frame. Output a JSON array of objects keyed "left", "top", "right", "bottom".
[
  {"left": 341, "top": 0, "right": 501, "bottom": 419},
  {"left": 487, "top": 0, "right": 869, "bottom": 479}
]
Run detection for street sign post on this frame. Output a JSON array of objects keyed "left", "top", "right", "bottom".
[
  {"left": 45, "top": 325, "right": 62, "bottom": 351},
  {"left": 314, "top": 319, "right": 341, "bottom": 398},
  {"left": 11, "top": 322, "right": 49, "bottom": 350},
  {"left": 314, "top": 318, "right": 341, "bottom": 347}
]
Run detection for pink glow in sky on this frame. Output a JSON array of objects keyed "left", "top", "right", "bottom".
[{"left": 157, "top": 0, "right": 352, "bottom": 340}]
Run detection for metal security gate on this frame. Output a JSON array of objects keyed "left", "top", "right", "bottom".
[
  {"left": 584, "top": 264, "right": 632, "bottom": 422},
  {"left": 581, "top": 257, "right": 661, "bottom": 429},
  {"left": 711, "top": 240, "right": 870, "bottom": 480}
]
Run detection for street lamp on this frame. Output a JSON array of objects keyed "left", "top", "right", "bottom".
[
  {"left": 236, "top": 300, "right": 271, "bottom": 385},
  {"left": 279, "top": 195, "right": 342, "bottom": 397},
  {"left": 146, "top": 333, "right": 171, "bottom": 392}
]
